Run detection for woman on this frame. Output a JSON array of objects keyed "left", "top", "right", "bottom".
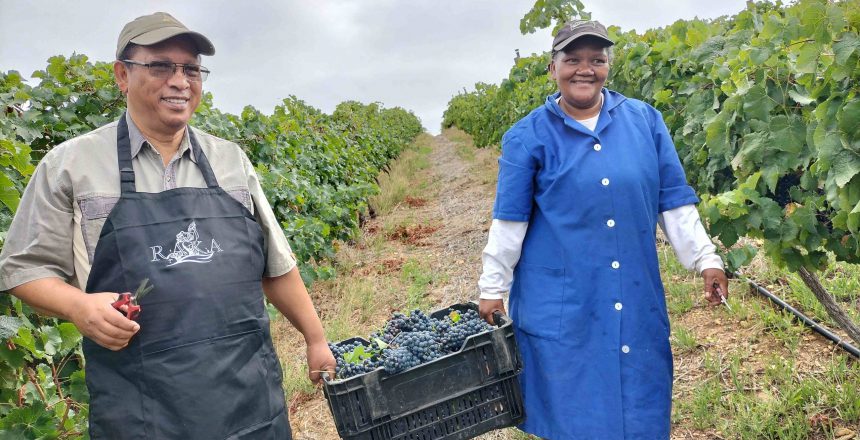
[{"left": 477, "top": 20, "right": 729, "bottom": 439}]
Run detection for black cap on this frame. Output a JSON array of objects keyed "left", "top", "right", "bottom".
[{"left": 552, "top": 20, "right": 614, "bottom": 52}]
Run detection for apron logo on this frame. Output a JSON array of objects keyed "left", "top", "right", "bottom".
[{"left": 150, "top": 221, "right": 223, "bottom": 266}]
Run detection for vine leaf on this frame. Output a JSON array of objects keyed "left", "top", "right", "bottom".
[
  {"left": 838, "top": 99, "right": 860, "bottom": 145},
  {"left": 830, "top": 150, "right": 860, "bottom": 188},
  {"left": 788, "top": 90, "right": 815, "bottom": 106},
  {"left": 0, "top": 315, "right": 22, "bottom": 340}
]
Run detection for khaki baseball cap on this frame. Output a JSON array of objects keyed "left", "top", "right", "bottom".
[
  {"left": 552, "top": 20, "right": 614, "bottom": 52},
  {"left": 116, "top": 12, "right": 215, "bottom": 59}
]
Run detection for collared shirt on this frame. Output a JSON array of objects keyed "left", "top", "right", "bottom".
[
  {"left": 0, "top": 113, "right": 295, "bottom": 291},
  {"left": 479, "top": 97, "right": 721, "bottom": 301}
]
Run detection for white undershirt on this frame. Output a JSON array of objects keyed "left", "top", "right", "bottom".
[
  {"left": 558, "top": 96, "right": 600, "bottom": 131},
  {"left": 478, "top": 205, "right": 724, "bottom": 300},
  {"left": 479, "top": 99, "right": 723, "bottom": 300}
]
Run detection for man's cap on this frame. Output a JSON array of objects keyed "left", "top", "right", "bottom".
[
  {"left": 552, "top": 20, "right": 614, "bottom": 52},
  {"left": 116, "top": 12, "right": 215, "bottom": 59}
]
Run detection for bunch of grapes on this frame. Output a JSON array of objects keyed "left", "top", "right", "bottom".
[
  {"left": 329, "top": 340, "right": 383, "bottom": 378},
  {"left": 437, "top": 309, "right": 493, "bottom": 353},
  {"left": 373, "top": 312, "right": 409, "bottom": 343},
  {"left": 331, "top": 307, "right": 495, "bottom": 380},
  {"left": 382, "top": 347, "right": 420, "bottom": 373}
]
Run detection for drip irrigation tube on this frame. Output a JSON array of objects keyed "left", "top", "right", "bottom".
[{"left": 736, "top": 272, "right": 860, "bottom": 359}]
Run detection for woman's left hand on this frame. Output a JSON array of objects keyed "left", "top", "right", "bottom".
[{"left": 702, "top": 268, "right": 728, "bottom": 306}]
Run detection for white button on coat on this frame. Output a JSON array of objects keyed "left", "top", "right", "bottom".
[
  {"left": 601, "top": 178, "right": 610, "bottom": 186},
  {"left": 621, "top": 345, "right": 630, "bottom": 353},
  {"left": 611, "top": 261, "right": 620, "bottom": 269},
  {"left": 607, "top": 219, "right": 615, "bottom": 227},
  {"left": 594, "top": 144, "right": 602, "bottom": 151},
  {"left": 615, "top": 302, "right": 623, "bottom": 310}
]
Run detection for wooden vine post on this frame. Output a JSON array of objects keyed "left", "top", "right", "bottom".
[{"left": 796, "top": 266, "right": 860, "bottom": 346}]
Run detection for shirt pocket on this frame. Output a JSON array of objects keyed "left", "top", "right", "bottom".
[
  {"left": 78, "top": 195, "right": 119, "bottom": 263},
  {"left": 224, "top": 188, "right": 253, "bottom": 214},
  {"left": 512, "top": 262, "right": 565, "bottom": 341}
]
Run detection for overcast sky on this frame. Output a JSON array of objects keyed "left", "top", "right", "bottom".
[{"left": 1, "top": 0, "right": 748, "bottom": 134}]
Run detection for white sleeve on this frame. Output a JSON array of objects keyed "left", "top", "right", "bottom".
[
  {"left": 658, "top": 204, "right": 724, "bottom": 274},
  {"left": 478, "top": 219, "right": 528, "bottom": 300}
]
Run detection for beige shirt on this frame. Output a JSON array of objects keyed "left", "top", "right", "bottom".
[{"left": 0, "top": 113, "right": 296, "bottom": 291}]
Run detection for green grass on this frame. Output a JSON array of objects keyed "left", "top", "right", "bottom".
[
  {"left": 281, "top": 360, "right": 316, "bottom": 399},
  {"left": 509, "top": 429, "right": 540, "bottom": 440},
  {"left": 672, "top": 325, "right": 699, "bottom": 352},
  {"left": 685, "top": 376, "right": 723, "bottom": 429},
  {"left": 370, "top": 133, "right": 434, "bottom": 216},
  {"left": 443, "top": 127, "right": 499, "bottom": 185},
  {"left": 666, "top": 282, "right": 696, "bottom": 316},
  {"left": 400, "top": 258, "right": 436, "bottom": 311},
  {"left": 443, "top": 127, "right": 476, "bottom": 162}
]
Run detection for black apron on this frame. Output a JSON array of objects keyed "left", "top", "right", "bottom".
[{"left": 82, "top": 115, "right": 291, "bottom": 439}]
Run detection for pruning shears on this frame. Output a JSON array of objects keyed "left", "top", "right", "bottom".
[
  {"left": 111, "top": 278, "right": 154, "bottom": 320},
  {"left": 712, "top": 281, "right": 731, "bottom": 312}
]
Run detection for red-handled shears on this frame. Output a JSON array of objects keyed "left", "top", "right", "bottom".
[
  {"left": 111, "top": 278, "right": 154, "bottom": 320},
  {"left": 712, "top": 281, "right": 731, "bottom": 312}
]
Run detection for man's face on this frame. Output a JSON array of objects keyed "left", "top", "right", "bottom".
[
  {"left": 550, "top": 39, "right": 610, "bottom": 115},
  {"left": 114, "top": 37, "right": 202, "bottom": 135}
]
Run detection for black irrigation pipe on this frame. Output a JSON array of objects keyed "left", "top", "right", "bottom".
[{"left": 734, "top": 272, "right": 860, "bottom": 359}]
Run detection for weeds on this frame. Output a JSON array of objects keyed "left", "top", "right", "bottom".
[
  {"left": 666, "top": 282, "right": 696, "bottom": 316},
  {"left": 672, "top": 326, "right": 699, "bottom": 352},
  {"left": 401, "top": 259, "right": 436, "bottom": 310},
  {"left": 688, "top": 378, "right": 722, "bottom": 429},
  {"left": 370, "top": 133, "right": 433, "bottom": 216}
]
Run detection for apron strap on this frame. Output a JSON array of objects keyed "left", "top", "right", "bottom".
[
  {"left": 188, "top": 128, "right": 219, "bottom": 189},
  {"left": 116, "top": 113, "right": 136, "bottom": 194},
  {"left": 115, "top": 114, "right": 220, "bottom": 192}
]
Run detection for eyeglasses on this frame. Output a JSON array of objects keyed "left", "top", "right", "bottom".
[{"left": 122, "top": 60, "right": 210, "bottom": 82}]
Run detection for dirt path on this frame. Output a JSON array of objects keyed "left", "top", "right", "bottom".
[
  {"left": 286, "top": 132, "right": 515, "bottom": 439},
  {"left": 423, "top": 134, "right": 495, "bottom": 308}
]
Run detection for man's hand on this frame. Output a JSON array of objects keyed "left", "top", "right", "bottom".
[
  {"left": 479, "top": 298, "right": 507, "bottom": 325},
  {"left": 262, "top": 268, "right": 336, "bottom": 384},
  {"left": 306, "top": 341, "right": 336, "bottom": 384},
  {"left": 70, "top": 292, "right": 140, "bottom": 351},
  {"left": 10, "top": 278, "right": 140, "bottom": 351},
  {"left": 702, "top": 268, "right": 729, "bottom": 306}
]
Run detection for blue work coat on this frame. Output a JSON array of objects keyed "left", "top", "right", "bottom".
[{"left": 495, "top": 90, "right": 698, "bottom": 439}]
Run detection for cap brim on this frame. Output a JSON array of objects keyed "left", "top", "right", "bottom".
[
  {"left": 553, "top": 32, "right": 614, "bottom": 52},
  {"left": 129, "top": 27, "right": 215, "bottom": 56}
]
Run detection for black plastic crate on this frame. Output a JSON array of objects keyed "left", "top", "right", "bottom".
[{"left": 323, "top": 303, "right": 524, "bottom": 440}]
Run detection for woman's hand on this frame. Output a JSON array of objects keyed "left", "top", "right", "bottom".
[
  {"left": 702, "top": 268, "right": 729, "bottom": 306},
  {"left": 479, "top": 298, "right": 507, "bottom": 325}
]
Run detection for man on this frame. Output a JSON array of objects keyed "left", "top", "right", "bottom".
[{"left": 0, "top": 12, "right": 335, "bottom": 439}]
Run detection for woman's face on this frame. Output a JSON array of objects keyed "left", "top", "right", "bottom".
[{"left": 550, "top": 39, "right": 610, "bottom": 118}]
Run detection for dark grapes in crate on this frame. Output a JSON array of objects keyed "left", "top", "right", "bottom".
[
  {"left": 329, "top": 306, "right": 493, "bottom": 379},
  {"left": 322, "top": 302, "right": 524, "bottom": 440}
]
